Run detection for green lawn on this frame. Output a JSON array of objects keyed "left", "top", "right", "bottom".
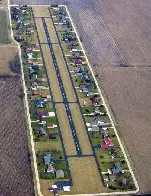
[
  {"left": 47, "top": 127, "right": 58, "bottom": 134},
  {"left": 89, "top": 131, "right": 102, "bottom": 146},
  {"left": 72, "top": 76, "right": 82, "bottom": 87},
  {"left": 35, "top": 140, "right": 63, "bottom": 153},
  {"left": 46, "top": 117, "right": 56, "bottom": 124},
  {"left": 82, "top": 105, "right": 94, "bottom": 114},
  {"left": 54, "top": 161, "right": 66, "bottom": 170}
]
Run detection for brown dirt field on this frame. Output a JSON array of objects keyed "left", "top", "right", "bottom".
[
  {"left": 32, "top": 6, "right": 50, "bottom": 17},
  {"left": 45, "top": 18, "right": 58, "bottom": 43},
  {"left": 69, "top": 103, "right": 92, "bottom": 155},
  {"left": 0, "top": 0, "right": 7, "bottom": 8},
  {"left": 94, "top": 0, "right": 151, "bottom": 66},
  {"left": 34, "top": 18, "right": 47, "bottom": 43},
  {"left": 0, "top": 76, "right": 34, "bottom": 196},
  {"left": 55, "top": 104, "right": 77, "bottom": 155},
  {"left": 41, "top": 44, "right": 63, "bottom": 102},
  {"left": 53, "top": 44, "right": 76, "bottom": 102},
  {"left": 0, "top": 46, "right": 18, "bottom": 75},
  {"left": 97, "top": 66, "right": 151, "bottom": 194},
  {"left": 68, "top": 157, "right": 108, "bottom": 194}
]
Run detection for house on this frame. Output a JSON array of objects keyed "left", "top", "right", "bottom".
[
  {"left": 49, "top": 133, "right": 57, "bottom": 139},
  {"left": 44, "top": 154, "right": 53, "bottom": 165},
  {"left": 101, "top": 129, "right": 109, "bottom": 138},
  {"left": 82, "top": 88, "right": 89, "bottom": 93},
  {"left": 47, "top": 164, "right": 55, "bottom": 173},
  {"left": 94, "top": 107, "right": 100, "bottom": 115},
  {"left": 36, "top": 99, "right": 45, "bottom": 108},
  {"left": 41, "top": 95, "right": 48, "bottom": 99},
  {"left": 39, "top": 128, "right": 47, "bottom": 136},
  {"left": 73, "top": 52, "right": 80, "bottom": 59},
  {"left": 26, "top": 48, "right": 31, "bottom": 53},
  {"left": 92, "top": 125, "right": 99, "bottom": 132},
  {"left": 108, "top": 175, "right": 116, "bottom": 181},
  {"left": 75, "top": 59, "right": 82, "bottom": 65},
  {"left": 104, "top": 137, "right": 114, "bottom": 147},
  {"left": 32, "top": 44, "right": 40, "bottom": 51},
  {"left": 76, "top": 72, "right": 83, "bottom": 77},
  {"left": 24, "top": 21, "right": 30, "bottom": 26},
  {"left": 87, "top": 92, "right": 94, "bottom": 97},
  {"left": 101, "top": 143, "right": 109, "bottom": 149},
  {"left": 32, "top": 90, "right": 39, "bottom": 96},
  {"left": 110, "top": 147, "right": 115, "bottom": 157},
  {"left": 47, "top": 123, "right": 57, "bottom": 129},
  {"left": 29, "top": 67, "right": 35, "bottom": 75},
  {"left": 56, "top": 170, "right": 64, "bottom": 178},
  {"left": 38, "top": 121, "right": 46, "bottom": 125},
  {"left": 27, "top": 53, "right": 33, "bottom": 59},
  {"left": 75, "top": 68, "right": 81, "bottom": 74},
  {"left": 27, "top": 59, "right": 33, "bottom": 64},
  {"left": 97, "top": 121, "right": 112, "bottom": 127},
  {"left": 111, "top": 163, "right": 122, "bottom": 174}
]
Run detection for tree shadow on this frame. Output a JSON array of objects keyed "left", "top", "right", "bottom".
[{"left": 9, "top": 54, "right": 21, "bottom": 74}]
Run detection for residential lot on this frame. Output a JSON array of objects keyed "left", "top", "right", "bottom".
[{"left": 10, "top": 5, "right": 138, "bottom": 195}]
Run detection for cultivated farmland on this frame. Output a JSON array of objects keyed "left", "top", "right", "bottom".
[
  {"left": 0, "top": 10, "right": 11, "bottom": 44},
  {"left": 92, "top": 0, "right": 151, "bottom": 193},
  {"left": 0, "top": 72, "right": 34, "bottom": 196}
]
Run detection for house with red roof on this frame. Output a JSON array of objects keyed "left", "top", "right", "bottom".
[{"left": 104, "top": 137, "right": 114, "bottom": 147}]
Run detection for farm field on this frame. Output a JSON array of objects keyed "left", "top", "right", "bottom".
[
  {"left": 92, "top": 0, "right": 151, "bottom": 193},
  {"left": 0, "top": 46, "right": 18, "bottom": 75},
  {"left": 0, "top": 10, "right": 11, "bottom": 44},
  {"left": 0, "top": 75, "right": 34, "bottom": 195},
  {"left": 10, "top": 4, "right": 138, "bottom": 196}
]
